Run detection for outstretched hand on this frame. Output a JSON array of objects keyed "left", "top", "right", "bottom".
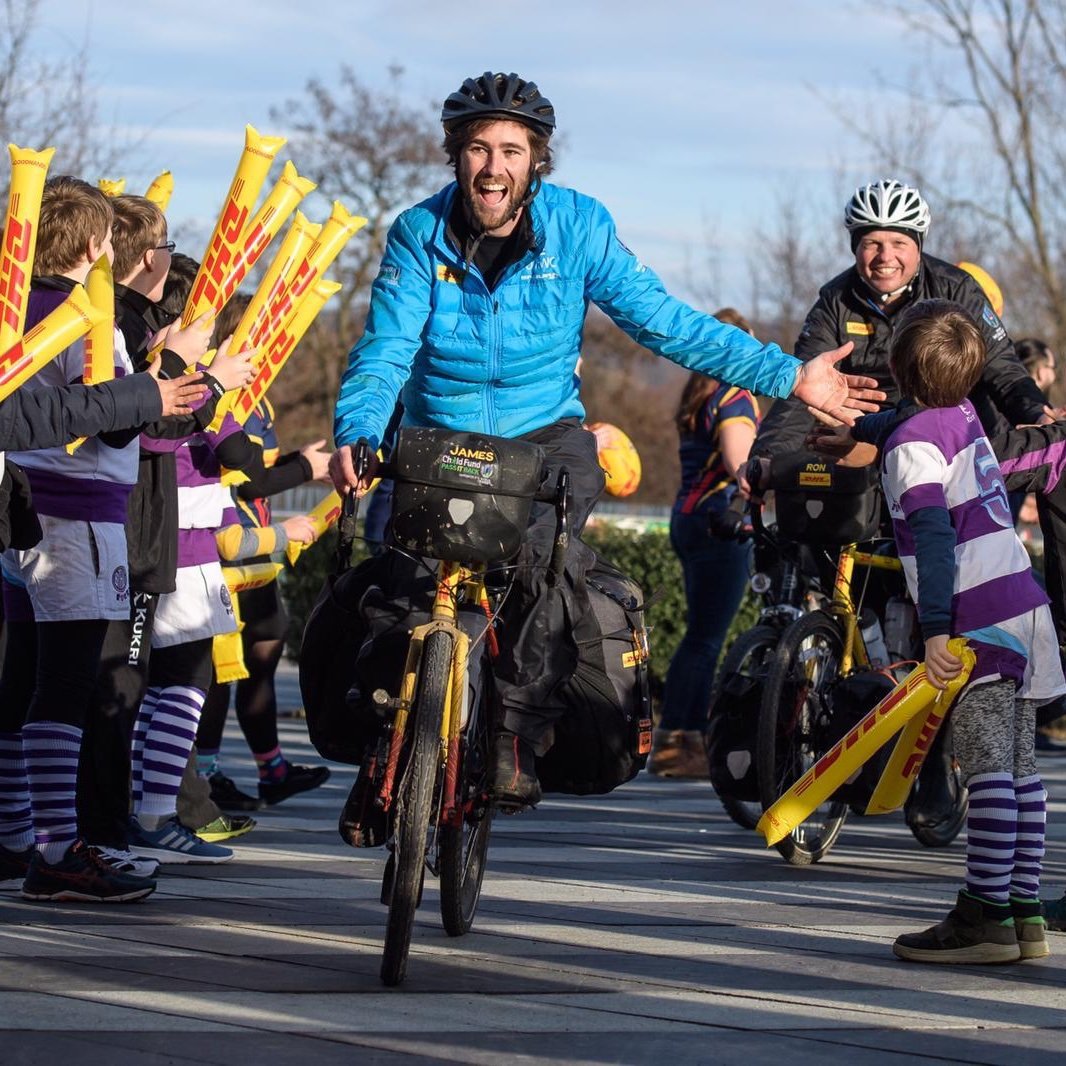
[{"left": 792, "top": 342, "right": 885, "bottom": 426}]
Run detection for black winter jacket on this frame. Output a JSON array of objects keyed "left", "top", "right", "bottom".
[{"left": 752, "top": 255, "right": 1046, "bottom": 460}]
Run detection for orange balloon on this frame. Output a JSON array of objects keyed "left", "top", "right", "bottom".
[{"left": 588, "top": 421, "right": 641, "bottom": 497}]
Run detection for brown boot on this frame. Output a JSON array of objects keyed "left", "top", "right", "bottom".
[{"left": 647, "top": 729, "right": 709, "bottom": 779}]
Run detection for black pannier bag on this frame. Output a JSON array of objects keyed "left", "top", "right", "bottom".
[
  {"left": 706, "top": 664, "right": 763, "bottom": 803},
  {"left": 390, "top": 428, "right": 545, "bottom": 565},
  {"left": 300, "top": 550, "right": 490, "bottom": 766},
  {"left": 536, "top": 547, "right": 653, "bottom": 796},
  {"left": 820, "top": 669, "right": 897, "bottom": 812},
  {"left": 770, "top": 451, "right": 881, "bottom": 546}
]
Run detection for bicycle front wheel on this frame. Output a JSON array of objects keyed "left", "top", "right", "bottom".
[
  {"left": 380, "top": 628, "right": 453, "bottom": 987},
  {"left": 757, "top": 610, "right": 848, "bottom": 865}
]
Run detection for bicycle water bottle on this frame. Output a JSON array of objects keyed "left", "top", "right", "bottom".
[
  {"left": 883, "top": 596, "right": 917, "bottom": 661},
  {"left": 859, "top": 608, "right": 889, "bottom": 667}
]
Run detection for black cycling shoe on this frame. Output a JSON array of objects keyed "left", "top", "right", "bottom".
[
  {"left": 209, "top": 772, "right": 265, "bottom": 812},
  {"left": 258, "top": 762, "right": 331, "bottom": 806},
  {"left": 491, "top": 730, "right": 542, "bottom": 810}
]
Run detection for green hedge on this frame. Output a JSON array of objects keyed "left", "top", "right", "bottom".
[{"left": 280, "top": 523, "right": 759, "bottom": 700}]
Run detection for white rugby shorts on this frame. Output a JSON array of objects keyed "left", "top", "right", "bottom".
[
  {"left": 152, "top": 561, "right": 237, "bottom": 648},
  {"left": 3, "top": 515, "right": 131, "bottom": 622}
]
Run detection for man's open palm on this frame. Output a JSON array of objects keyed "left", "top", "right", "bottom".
[{"left": 793, "top": 342, "right": 885, "bottom": 425}]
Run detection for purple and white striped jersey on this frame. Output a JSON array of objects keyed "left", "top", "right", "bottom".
[{"left": 882, "top": 400, "right": 1051, "bottom": 688}]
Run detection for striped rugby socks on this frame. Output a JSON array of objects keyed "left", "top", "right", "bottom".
[
  {"left": 0, "top": 731, "right": 33, "bottom": 853},
  {"left": 964, "top": 772, "right": 1017, "bottom": 905},
  {"left": 22, "top": 721, "right": 82, "bottom": 865},
  {"left": 1011, "top": 773, "right": 1047, "bottom": 900},
  {"left": 132, "top": 686, "right": 206, "bottom": 828}
]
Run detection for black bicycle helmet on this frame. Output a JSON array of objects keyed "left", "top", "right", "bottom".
[{"left": 441, "top": 72, "right": 556, "bottom": 135}]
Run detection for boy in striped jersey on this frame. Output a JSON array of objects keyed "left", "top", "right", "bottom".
[{"left": 881, "top": 300, "right": 1064, "bottom": 964}]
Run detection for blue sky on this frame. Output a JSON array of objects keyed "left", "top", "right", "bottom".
[{"left": 41, "top": 0, "right": 926, "bottom": 304}]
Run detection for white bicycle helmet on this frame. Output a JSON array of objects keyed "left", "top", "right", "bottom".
[{"left": 844, "top": 179, "right": 931, "bottom": 247}]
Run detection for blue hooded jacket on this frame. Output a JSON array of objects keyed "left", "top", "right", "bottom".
[{"left": 334, "top": 181, "right": 801, "bottom": 448}]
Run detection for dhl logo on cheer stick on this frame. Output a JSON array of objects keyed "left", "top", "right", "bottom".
[
  {"left": 247, "top": 201, "right": 365, "bottom": 353},
  {"left": 209, "top": 160, "right": 316, "bottom": 313},
  {"left": 756, "top": 639, "right": 974, "bottom": 847},
  {"left": 231, "top": 278, "right": 342, "bottom": 426},
  {"left": 144, "top": 171, "right": 173, "bottom": 211},
  {"left": 865, "top": 699, "right": 955, "bottom": 815},
  {"left": 286, "top": 492, "right": 342, "bottom": 565},
  {"left": 179, "top": 125, "right": 286, "bottom": 328},
  {"left": 227, "top": 211, "right": 321, "bottom": 356},
  {"left": 0, "top": 144, "right": 56, "bottom": 354},
  {"left": 202, "top": 212, "right": 322, "bottom": 433},
  {"left": 98, "top": 178, "right": 126, "bottom": 197},
  {"left": 223, "top": 561, "right": 284, "bottom": 594},
  {"left": 0, "top": 286, "right": 106, "bottom": 404},
  {"left": 66, "top": 256, "right": 116, "bottom": 455}
]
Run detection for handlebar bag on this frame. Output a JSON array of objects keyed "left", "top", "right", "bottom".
[
  {"left": 769, "top": 452, "right": 881, "bottom": 546},
  {"left": 391, "top": 427, "right": 545, "bottom": 564}
]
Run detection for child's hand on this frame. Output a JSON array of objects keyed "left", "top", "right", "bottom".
[
  {"left": 156, "top": 372, "right": 208, "bottom": 416},
  {"left": 155, "top": 312, "right": 214, "bottom": 367},
  {"left": 299, "top": 439, "right": 332, "bottom": 483},
  {"left": 282, "top": 515, "right": 318, "bottom": 545},
  {"left": 804, "top": 420, "right": 879, "bottom": 468},
  {"left": 210, "top": 337, "right": 256, "bottom": 391},
  {"left": 923, "top": 635, "right": 963, "bottom": 690}
]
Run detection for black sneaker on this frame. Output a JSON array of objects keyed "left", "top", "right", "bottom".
[
  {"left": 338, "top": 763, "right": 387, "bottom": 848},
  {"left": 209, "top": 771, "right": 265, "bottom": 812},
  {"left": 258, "top": 762, "right": 331, "bottom": 806},
  {"left": 21, "top": 840, "right": 156, "bottom": 903},
  {"left": 1011, "top": 896, "right": 1050, "bottom": 960},
  {"left": 491, "top": 730, "right": 542, "bottom": 810},
  {"left": 893, "top": 891, "right": 1021, "bottom": 964},
  {"left": 0, "top": 842, "right": 34, "bottom": 883}
]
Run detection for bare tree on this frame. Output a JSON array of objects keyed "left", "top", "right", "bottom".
[
  {"left": 0, "top": 0, "right": 120, "bottom": 197},
  {"left": 267, "top": 66, "right": 448, "bottom": 443},
  {"left": 838, "top": 0, "right": 1066, "bottom": 353}
]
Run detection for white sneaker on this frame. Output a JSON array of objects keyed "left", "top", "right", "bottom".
[{"left": 88, "top": 844, "right": 160, "bottom": 879}]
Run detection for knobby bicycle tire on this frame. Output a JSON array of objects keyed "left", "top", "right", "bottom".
[
  {"left": 380, "top": 628, "right": 453, "bottom": 986},
  {"left": 439, "top": 654, "right": 494, "bottom": 936},
  {"left": 708, "top": 624, "right": 780, "bottom": 831},
  {"left": 757, "top": 610, "right": 848, "bottom": 866}
]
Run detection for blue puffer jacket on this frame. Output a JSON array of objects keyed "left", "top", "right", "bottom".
[{"left": 334, "top": 181, "right": 801, "bottom": 448}]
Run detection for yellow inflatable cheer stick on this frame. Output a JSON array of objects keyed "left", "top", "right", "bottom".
[
  {"left": 251, "top": 201, "right": 365, "bottom": 353},
  {"left": 212, "top": 561, "right": 286, "bottom": 682},
  {"left": 98, "top": 178, "right": 126, "bottom": 197},
  {"left": 66, "top": 256, "right": 116, "bottom": 454},
  {"left": 231, "top": 279, "right": 341, "bottom": 426},
  {"left": 0, "top": 144, "right": 56, "bottom": 353},
  {"left": 180, "top": 125, "right": 286, "bottom": 327},
  {"left": 202, "top": 212, "right": 321, "bottom": 433},
  {"left": 865, "top": 664, "right": 972, "bottom": 814},
  {"left": 211, "top": 160, "right": 316, "bottom": 313},
  {"left": 144, "top": 171, "right": 174, "bottom": 211},
  {"left": 231, "top": 211, "right": 320, "bottom": 354},
  {"left": 285, "top": 492, "right": 342, "bottom": 565},
  {"left": 0, "top": 286, "right": 105, "bottom": 403},
  {"left": 756, "top": 639, "right": 973, "bottom": 847}
]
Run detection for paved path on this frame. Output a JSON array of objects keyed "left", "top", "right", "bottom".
[{"left": 2, "top": 684, "right": 1065, "bottom": 1064}]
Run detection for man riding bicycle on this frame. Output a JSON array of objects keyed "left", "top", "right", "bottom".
[
  {"left": 329, "top": 71, "right": 883, "bottom": 810},
  {"left": 746, "top": 178, "right": 1046, "bottom": 481}
]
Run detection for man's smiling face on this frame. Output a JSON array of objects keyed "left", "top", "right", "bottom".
[
  {"left": 457, "top": 119, "right": 534, "bottom": 236},
  {"left": 855, "top": 230, "right": 921, "bottom": 300}
]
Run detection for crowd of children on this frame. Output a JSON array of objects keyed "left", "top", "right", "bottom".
[{"left": 0, "top": 176, "right": 332, "bottom": 902}]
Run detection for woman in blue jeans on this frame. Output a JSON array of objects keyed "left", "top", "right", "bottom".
[{"left": 650, "top": 309, "right": 759, "bottom": 778}]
